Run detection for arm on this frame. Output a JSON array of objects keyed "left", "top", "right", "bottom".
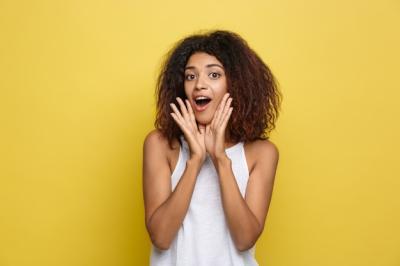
[
  {"left": 212, "top": 140, "right": 279, "bottom": 251},
  {"left": 142, "top": 130, "right": 202, "bottom": 250}
]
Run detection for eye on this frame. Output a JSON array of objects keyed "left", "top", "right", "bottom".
[
  {"left": 185, "top": 73, "right": 196, "bottom": 81},
  {"left": 209, "top": 72, "right": 221, "bottom": 79}
]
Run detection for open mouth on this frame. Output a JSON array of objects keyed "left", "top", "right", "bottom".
[
  {"left": 193, "top": 96, "right": 212, "bottom": 111},
  {"left": 195, "top": 97, "right": 211, "bottom": 106}
]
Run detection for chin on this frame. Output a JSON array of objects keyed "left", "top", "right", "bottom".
[{"left": 195, "top": 115, "right": 213, "bottom": 126}]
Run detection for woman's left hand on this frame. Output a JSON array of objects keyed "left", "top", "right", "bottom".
[{"left": 204, "top": 93, "right": 233, "bottom": 162}]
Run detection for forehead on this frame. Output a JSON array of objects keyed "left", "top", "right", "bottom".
[{"left": 185, "top": 52, "right": 223, "bottom": 69}]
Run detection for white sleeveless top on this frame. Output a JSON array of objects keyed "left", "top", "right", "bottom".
[{"left": 150, "top": 135, "right": 259, "bottom": 266}]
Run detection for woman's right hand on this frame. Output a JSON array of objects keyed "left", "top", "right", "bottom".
[{"left": 170, "top": 97, "right": 206, "bottom": 164}]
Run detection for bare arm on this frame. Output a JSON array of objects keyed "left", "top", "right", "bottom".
[
  {"left": 142, "top": 130, "right": 202, "bottom": 250},
  {"left": 144, "top": 98, "right": 207, "bottom": 250},
  {"left": 212, "top": 140, "right": 279, "bottom": 251}
]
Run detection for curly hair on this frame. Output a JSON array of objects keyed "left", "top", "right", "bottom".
[{"left": 154, "top": 29, "right": 282, "bottom": 149}]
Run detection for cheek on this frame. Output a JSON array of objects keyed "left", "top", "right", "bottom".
[
  {"left": 183, "top": 80, "right": 193, "bottom": 90},
  {"left": 214, "top": 96, "right": 225, "bottom": 108},
  {"left": 183, "top": 88, "right": 189, "bottom": 97}
]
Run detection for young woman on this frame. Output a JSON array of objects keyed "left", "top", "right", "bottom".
[{"left": 143, "top": 30, "right": 282, "bottom": 266}]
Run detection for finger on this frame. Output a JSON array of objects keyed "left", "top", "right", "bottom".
[
  {"left": 219, "top": 97, "right": 233, "bottom": 127},
  {"left": 185, "top": 99, "right": 198, "bottom": 131},
  {"left": 170, "top": 103, "right": 185, "bottom": 122},
  {"left": 171, "top": 112, "right": 198, "bottom": 145},
  {"left": 212, "top": 93, "right": 230, "bottom": 128},
  {"left": 176, "top": 97, "right": 190, "bottom": 121},
  {"left": 211, "top": 93, "right": 227, "bottom": 129},
  {"left": 220, "top": 107, "right": 233, "bottom": 129},
  {"left": 170, "top": 112, "right": 186, "bottom": 131}
]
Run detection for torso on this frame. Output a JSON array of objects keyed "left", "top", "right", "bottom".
[{"left": 151, "top": 133, "right": 260, "bottom": 265}]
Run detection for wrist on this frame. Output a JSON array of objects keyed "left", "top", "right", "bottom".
[
  {"left": 187, "top": 156, "right": 204, "bottom": 170},
  {"left": 212, "top": 153, "right": 231, "bottom": 170}
]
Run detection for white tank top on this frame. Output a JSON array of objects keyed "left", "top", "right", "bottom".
[{"left": 150, "top": 135, "right": 259, "bottom": 266}]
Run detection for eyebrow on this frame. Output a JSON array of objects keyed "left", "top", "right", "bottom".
[{"left": 184, "top": 64, "right": 224, "bottom": 70}]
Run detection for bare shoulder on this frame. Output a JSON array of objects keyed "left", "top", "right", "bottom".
[
  {"left": 246, "top": 138, "right": 278, "bottom": 156},
  {"left": 243, "top": 138, "right": 279, "bottom": 172},
  {"left": 144, "top": 129, "right": 167, "bottom": 149},
  {"left": 143, "top": 129, "right": 180, "bottom": 172},
  {"left": 144, "top": 129, "right": 178, "bottom": 151}
]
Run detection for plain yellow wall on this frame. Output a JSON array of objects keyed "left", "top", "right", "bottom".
[{"left": 1, "top": 0, "right": 399, "bottom": 265}]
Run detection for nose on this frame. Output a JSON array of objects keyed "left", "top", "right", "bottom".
[{"left": 194, "top": 73, "right": 208, "bottom": 90}]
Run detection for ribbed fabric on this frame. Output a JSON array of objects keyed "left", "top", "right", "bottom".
[{"left": 150, "top": 135, "right": 258, "bottom": 266}]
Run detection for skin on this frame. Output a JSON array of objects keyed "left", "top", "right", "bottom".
[{"left": 143, "top": 52, "right": 279, "bottom": 251}]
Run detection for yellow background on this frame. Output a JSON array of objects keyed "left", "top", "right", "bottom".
[{"left": 1, "top": 0, "right": 399, "bottom": 265}]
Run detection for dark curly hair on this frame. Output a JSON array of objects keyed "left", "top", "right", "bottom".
[{"left": 154, "top": 29, "right": 282, "bottom": 149}]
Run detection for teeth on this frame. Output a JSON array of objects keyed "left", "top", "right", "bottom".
[{"left": 195, "top": 96, "right": 209, "bottom": 100}]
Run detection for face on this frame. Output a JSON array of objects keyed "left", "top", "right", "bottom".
[{"left": 184, "top": 52, "right": 228, "bottom": 126}]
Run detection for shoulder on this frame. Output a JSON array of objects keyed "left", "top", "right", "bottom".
[
  {"left": 144, "top": 129, "right": 166, "bottom": 147},
  {"left": 255, "top": 139, "right": 279, "bottom": 158},
  {"left": 143, "top": 129, "right": 180, "bottom": 156},
  {"left": 247, "top": 138, "right": 278, "bottom": 155},
  {"left": 143, "top": 129, "right": 181, "bottom": 175},
  {"left": 244, "top": 138, "right": 279, "bottom": 171}
]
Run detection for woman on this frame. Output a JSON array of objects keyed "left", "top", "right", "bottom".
[{"left": 143, "top": 29, "right": 282, "bottom": 265}]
